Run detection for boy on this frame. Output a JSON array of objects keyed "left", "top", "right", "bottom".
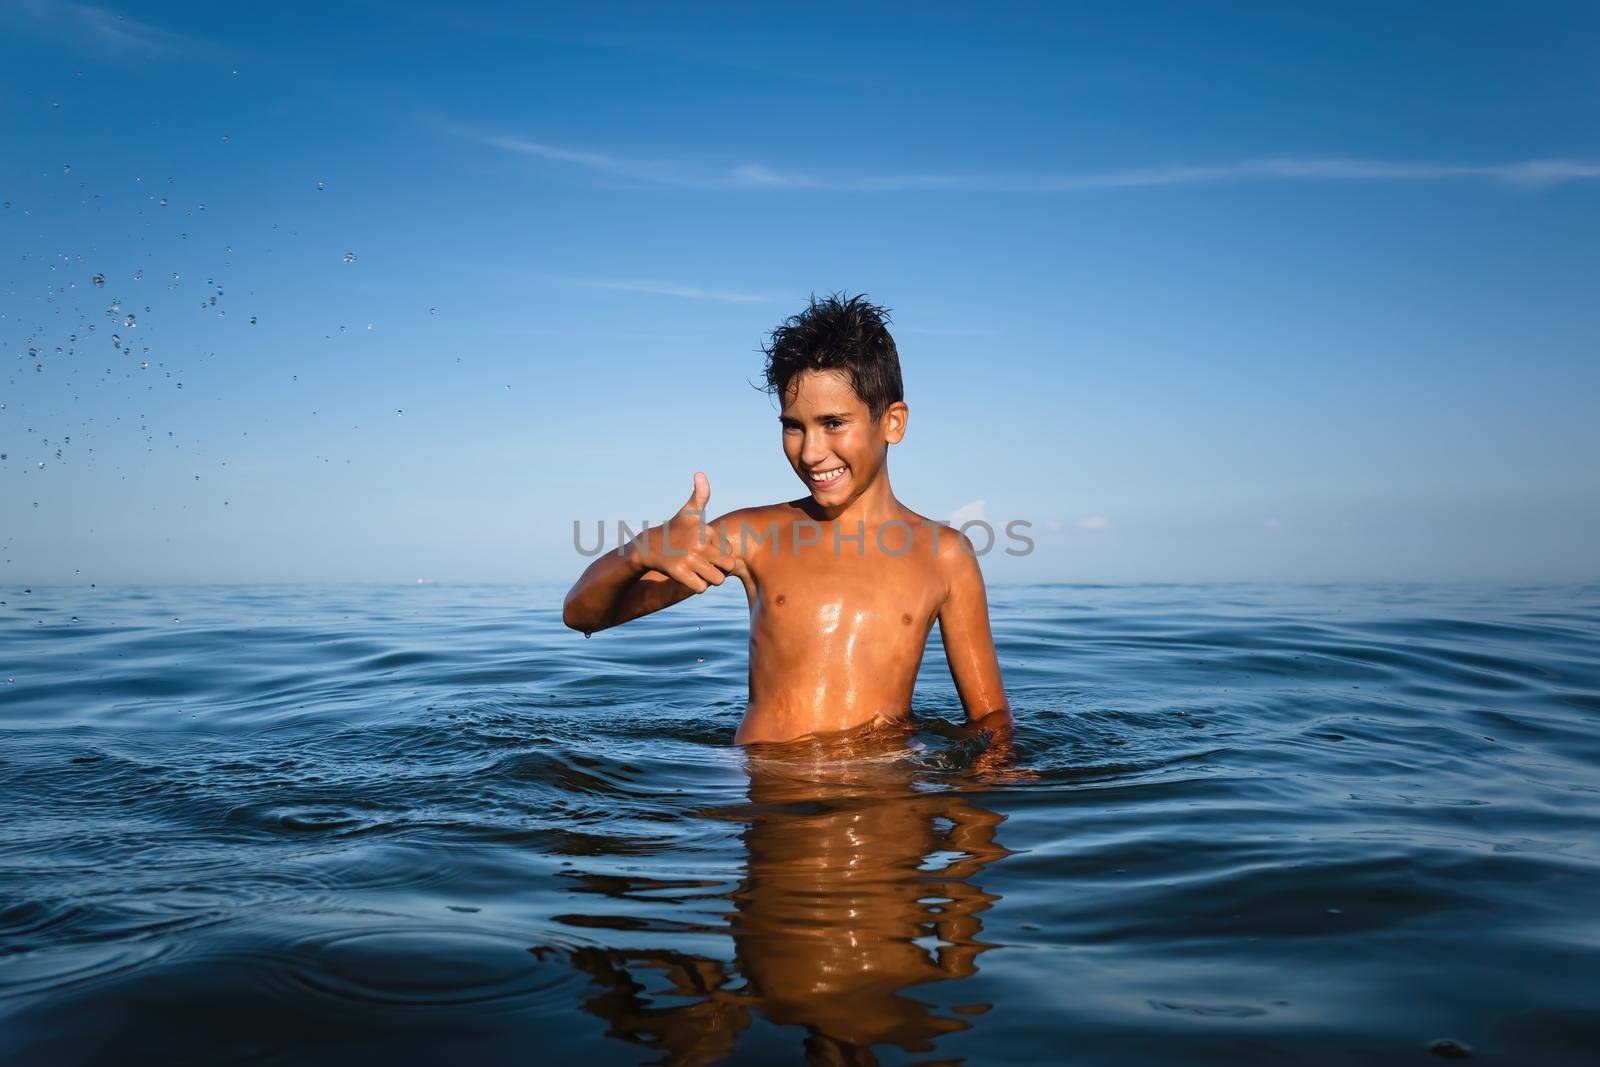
[{"left": 562, "top": 293, "right": 1013, "bottom": 746}]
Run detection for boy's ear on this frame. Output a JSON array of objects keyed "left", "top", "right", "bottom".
[{"left": 884, "top": 401, "right": 909, "bottom": 445}]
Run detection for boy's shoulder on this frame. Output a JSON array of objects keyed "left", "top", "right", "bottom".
[
  {"left": 707, "top": 502, "right": 792, "bottom": 559},
  {"left": 900, "top": 509, "right": 981, "bottom": 571},
  {"left": 708, "top": 501, "right": 795, "bottom": 532},
  {"left": 713, "top": 500, "right": 956, "bottom": 533},
  {"left": 715, "top": 500, "right": 973, "bottom": 569}
]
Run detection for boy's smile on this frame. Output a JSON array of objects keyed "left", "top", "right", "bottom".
[
  {"left": 779, "top": 369, "right": 906, "bottom": 513},
  {"left": 808, "top": 465, "right": 847, "bottom": 488}
]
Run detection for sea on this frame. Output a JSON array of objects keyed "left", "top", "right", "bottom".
[{"left": 2, "top": 581, "right": 1598, "bottom": 1064}]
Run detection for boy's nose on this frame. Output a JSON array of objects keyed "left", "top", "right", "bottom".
[{"left": 800, "top": 434, "right": 829, "bottom": 465}]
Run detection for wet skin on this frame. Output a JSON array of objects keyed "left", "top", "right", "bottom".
[
  {"left": 562, "top": 368, "right": 1013, "bottom": 745},
  {"left": 548, "top": 726, "right": 1012, "bottom": 1063},
  {"left": 728, "top": 732, "right": 1010, "bottom": 1050}
]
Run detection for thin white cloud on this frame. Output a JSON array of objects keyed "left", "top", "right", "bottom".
[
  {"left": 560, "top": 276, "right": 774, "bottom": 304},
  {"left": 9, "top": 0, "right": 199, "bottom": 55},
  {"left": 477, "top": 134, "right": 691, "bottom": 185},
  {"left": 1020, "top": 157, "right": 1600, "bottom": 190},
  {"left": 900, "top": 326, "right": 997, "bottom": 337},
  {"left": 488, "top": 326, "right": 691, "bottom": 341},
  {"left": 950, "top": 500, "right": 988, "bottom": 526},
  {"left": 458, "top": 127, "right": 1600, "bottom": 192},
  {"left": 1263, "top": 517, "right": 1283, "bottom": 532},
  {"left": 1077, "top": 514, "right": 1110, "bottom": 532}
]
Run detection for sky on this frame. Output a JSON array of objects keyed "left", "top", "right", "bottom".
[{"left": 2, "top": 0, "right": 1597, "bottom": 584}]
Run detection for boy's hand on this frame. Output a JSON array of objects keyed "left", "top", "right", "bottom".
[{"left": 628, "top": 472, "right": 737, "bottom": 593}]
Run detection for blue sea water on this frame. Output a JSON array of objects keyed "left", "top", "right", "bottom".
[{"left": 2, "top": 581, "right": 1598, "bottom": 1064}]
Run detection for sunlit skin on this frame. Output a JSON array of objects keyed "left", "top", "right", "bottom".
[
  {"left": 563, "top": 367, "right": 1014, "bottom": 745},
  {"left": 552, "top": 727, "right": 1012, "bottom": 1062},
  {"left": 729, "top": 734, "right": 1009, "bottom": 1051}
]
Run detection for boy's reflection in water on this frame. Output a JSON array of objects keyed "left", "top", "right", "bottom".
[{"left": 555, "top": 722, "right": 1014, "bottom": 1065}]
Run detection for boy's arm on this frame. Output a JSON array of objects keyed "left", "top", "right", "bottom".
[
  {"left": 562, "top": 473, "right": 738, "bottom": 634},
  {"left": 935, "top": 534, "right": 1014, "bottom": 736}
]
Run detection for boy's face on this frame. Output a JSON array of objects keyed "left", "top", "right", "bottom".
[{"left": 779, "top": 369, "right": 907, "bottom": 506}]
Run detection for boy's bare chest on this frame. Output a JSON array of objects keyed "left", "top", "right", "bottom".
[{"left": 739, "top": 539, "right": 945, "bottom": 640}]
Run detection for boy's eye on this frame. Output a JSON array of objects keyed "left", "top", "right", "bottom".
[{"left": 825, "top": 419, "right": 843, "bottom": 430}]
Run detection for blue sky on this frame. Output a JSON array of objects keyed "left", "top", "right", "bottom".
[{"left": 2, "top": 1, "right": 1597, "bottom": 583}]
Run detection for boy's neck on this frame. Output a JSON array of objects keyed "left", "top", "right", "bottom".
[{"left": 800, "top": 466, "right": 902, "bottom": 526}]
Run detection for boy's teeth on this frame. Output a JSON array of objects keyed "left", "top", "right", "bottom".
[{"left": 810, "top": 467, "right": 845, "bottom": 484}]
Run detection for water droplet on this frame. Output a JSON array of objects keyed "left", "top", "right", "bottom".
[
  {"left": 133, "top": 269, "right": 143, "bottom": 280},
  {"left": 249, "top": 316, "right": 257, "bottom": 325},
  {"left": 159, "top": 197, "right": 168, "bottom": 207},
  {"left": 112, "top": 334, "right": 122, "bottom": 348},
  {"left": 316, "top": 180, "right": 326, "bottom": 191},
  {"left": 139, "top": 362, "right": 149, "bottom": 370},
  {"left": 222, "top": 133, "right": 230, "bottom": 143},
  {"left": 343, "top": 252, "right": 357, "bottom": 263},
  {"left": 124, "top": 314, "right": 136, "bottom": 327},
  {"left": 62, "top": 163, "right": 71, "bottom": 173},
  {"left": 396, "top": 409, "right": 403, "bottom": 416},
  {"left": 92, "top": 273, "right": 105, "bottom": 288}
]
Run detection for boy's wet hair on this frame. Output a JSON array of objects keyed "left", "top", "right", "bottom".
[{"left": 761, "top": 292, "right": 904, "bottom": 419}]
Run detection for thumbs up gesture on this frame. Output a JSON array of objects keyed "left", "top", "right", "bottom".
[{"left": 629, "top": 472, "right": 737, "bottom": 593}]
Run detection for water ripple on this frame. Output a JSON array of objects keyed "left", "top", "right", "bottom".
[{"left": 2, "top": 582, "right": 1598, "bottom": 1063}]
